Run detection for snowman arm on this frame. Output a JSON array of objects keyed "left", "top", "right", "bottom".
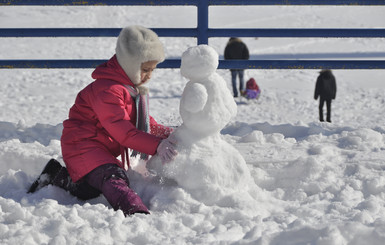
[{"left": 180, "top": 83, "right": 208, "bottom": 113}]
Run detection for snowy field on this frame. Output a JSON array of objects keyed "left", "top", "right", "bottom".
[{"left": 1, "top": 5, "right": 385, "bottom": 245}]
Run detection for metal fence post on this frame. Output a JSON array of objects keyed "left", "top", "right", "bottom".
[{"left": 197, "top": 0, "right": 209, "bottom": 45}]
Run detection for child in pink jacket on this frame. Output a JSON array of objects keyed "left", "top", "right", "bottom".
[{"left": 28, "top": 26, "right": 178, "bottom": 216}]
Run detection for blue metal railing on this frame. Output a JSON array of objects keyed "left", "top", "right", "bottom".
[{"left": 1, "top": 0, "right": 385, "bottom": 69}]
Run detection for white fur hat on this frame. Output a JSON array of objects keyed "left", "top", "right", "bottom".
[{"left": 116, "top": 26, "right": 165, "bottom": 85}]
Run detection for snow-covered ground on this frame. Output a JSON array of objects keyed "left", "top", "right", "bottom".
[{"left": 1, "top": 5, "right": 385, "bottom": 245}]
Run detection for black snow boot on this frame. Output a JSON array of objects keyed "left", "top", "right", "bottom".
[{"left": 27, "top": 158, "right": 63, "bottom": 193}]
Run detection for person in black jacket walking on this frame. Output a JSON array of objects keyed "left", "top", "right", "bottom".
[
  {"left": 314, "top": 69, "right": 337, "bottom": 122},
  {"left": 224, "top": 38, "right": 250, "bottom": 97}
]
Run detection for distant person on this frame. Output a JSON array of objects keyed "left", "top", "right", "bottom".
[
  {"left": 314, "top": 69, "right": 337, "bottom": 122},
  {"left": 224, "top": 37, "right": 249, "bottom": 97},
  {"left": 241, "top": 77, "right": 261, "bottom": 100}
]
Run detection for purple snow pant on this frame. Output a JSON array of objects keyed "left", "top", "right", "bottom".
[{"left": 52, "top": 164, "right": 149, "bottom": 216}]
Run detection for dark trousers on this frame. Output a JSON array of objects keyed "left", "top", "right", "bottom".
[
  {"left": 231, "top": 69, "right": 244, "bottom": 97},
  {"left": 52, "top": 164, "right": 149, "bottom": 215},
  {"left": 319, "top": 98, "right": 332, "bottom": 122}
]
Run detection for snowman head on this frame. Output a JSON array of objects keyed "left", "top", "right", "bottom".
[{"left": 180, "top": 45, "right": 219, "bottom": 81}]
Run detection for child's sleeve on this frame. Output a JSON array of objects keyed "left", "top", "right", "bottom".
[{"left": 150, "top": 116, "right": 174, "bottom": 139}]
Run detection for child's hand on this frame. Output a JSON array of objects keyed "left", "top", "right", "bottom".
[{"left": 157, "top": 136, "right": 178, "bottom": 164}]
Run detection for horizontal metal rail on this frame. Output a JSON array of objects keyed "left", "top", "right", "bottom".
[
  {"left": 208, "top": 28, "right": 385, "bottom": 38},
  {"left": 2, "top": 59, "right": 385, "bottom": 70},
  {"left": 0, "top": 28, "right": 196, "bottom": 38},
  {"left": 1, "top": 28, "right": 385, "bottom": 38}
]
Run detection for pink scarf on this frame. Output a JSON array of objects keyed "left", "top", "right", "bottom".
[{"left": 121, "top": 84, "right": 150, "bottom": 169}]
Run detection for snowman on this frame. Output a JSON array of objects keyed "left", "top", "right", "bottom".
[{"left": 147, "top": 45, "right": 252, "bottom": 205}]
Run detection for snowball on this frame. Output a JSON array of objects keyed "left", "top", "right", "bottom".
[
  {"left": 180, "top": 82, "right": 208, "bottom": 113},
  {"left": 180, "top": 45, "right": 219, "bottom": 81},
  {"left": 179, "top": 72, "right": 237, "bottom": 136},
  {"left": 240, "top": 130, "right": 265, "bottom": 143}
]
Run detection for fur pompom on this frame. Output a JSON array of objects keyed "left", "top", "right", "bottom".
[{"left": 137, "top": 85, "right": 149, "bottom": 95}]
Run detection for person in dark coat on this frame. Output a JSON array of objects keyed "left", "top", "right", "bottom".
[
  {"left": 224, "top": 37, "right": 250, "bottom": 97},
  {"left": 314, "top": 69, "right": 337, "bottom": 122}
]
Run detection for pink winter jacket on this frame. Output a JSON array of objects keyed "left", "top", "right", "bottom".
[{"left": 61, "top": 55, "right": 171, "bottom": 182}]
